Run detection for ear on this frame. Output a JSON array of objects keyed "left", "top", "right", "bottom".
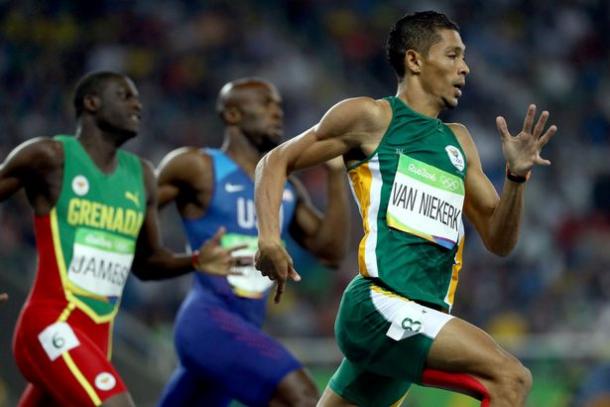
[
  {"left": 83, "top": 94, "right": 101, "bottom": 114},
  {"left": 404, "top": 49, "right": 423, "bottom": 75},
  {"left": 222, "top": 106, "right": 242, "bottom": 125}
]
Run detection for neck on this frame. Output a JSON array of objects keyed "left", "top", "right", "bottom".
[
  {"left": 75, "top": 119, "right": 124, "bottom": 173},
  {"left": 396, "top": 78, "right": 442, "bottom": 118},
  {"left": 221, "top": 127, "right": 264, "bottom": 178}
]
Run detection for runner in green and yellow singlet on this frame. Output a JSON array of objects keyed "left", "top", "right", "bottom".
[
  {"left": 0, "top": 72, "right": 247, "bottom": 407},
  {"left": 254, "top": 11, "right": 557, "bottom": 407}
]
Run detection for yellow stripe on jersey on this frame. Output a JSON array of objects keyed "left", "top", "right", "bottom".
[
  {"left": 348, "top": 156, "right": 383, "bottom": 278},
  {"left": 62, "top": 352, "right": 102, "bottom": 406},
  {"left": 349, "top": 162, "right": 373, "bottom": 277},
  {"left": 445, "top": 236, "right": 465, "bottom": 307}
]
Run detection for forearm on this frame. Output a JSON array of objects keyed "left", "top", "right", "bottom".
[
  {"left": 255, "top": 150, "right": 290, "bottom": 244},
  {"left": 485, "top": 180, "right": 526, "bottom": 256},
  {"left": 132, "top": 248, "right": 194, "bottom": 280},
  {"left": 310, "top": 170, "right": 350, "bottom": 261}
]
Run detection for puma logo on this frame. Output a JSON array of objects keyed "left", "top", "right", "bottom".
[{"left": 125, "top": 191, "right": 140, "bottom": 207}]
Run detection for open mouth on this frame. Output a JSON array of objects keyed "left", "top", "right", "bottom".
[{"left": 453, "top": 83, "right": 464, "bottom": 97}]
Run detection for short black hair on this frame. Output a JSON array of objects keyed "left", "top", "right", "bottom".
[
  {"left": 386, "top": 11, "right": 460, "bottom": 79},
  {"left": 73, "top": 71, "right": 124, "bottom": 118}
]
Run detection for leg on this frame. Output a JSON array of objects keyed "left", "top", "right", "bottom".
[
  {"left": 319, "top": 358, "right": 410, "bottom": 407},
  {"left": 14, "top": 318, "right": 133, "bottom": 407},
  {"left": 158, "top": 365, "right": 231, "bottom": 407},
  {"left": 18, "top": 383, "right": 59, "bottom": 407},
  {"left": 269, "top": 368, "right": 319, "bottom": 407},
  {"left": 423, "top": 318, "right": 532, "bottom": 407},
  {"left": 173, "top": 296, "right": 308, "bottom": 407}
]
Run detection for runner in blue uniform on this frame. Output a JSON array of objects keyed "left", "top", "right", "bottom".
[{"left": 156, "top": 78, "right": 349, "bottom": 406}]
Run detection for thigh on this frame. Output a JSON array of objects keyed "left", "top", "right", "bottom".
[
  {"left": 175, "top": 300, "right": 301, "bottom": 407},
  {"left": 16, "top": 317, "right": 128, "bottom": 407},
  {"left": 328, "top": 358, "right": 410, "bottom": 407},
  {"left": 18, "top": 383, "right": 60, "bottom": 407},
  {"left": 336, "top": 278, "right": 454, "bottom": 383},
  {"left": 425, "top": 317, "right": 519, "bottom": 381}
]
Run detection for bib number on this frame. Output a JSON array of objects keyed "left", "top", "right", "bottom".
[
  {"left": 222, "top": 233, "right": 273, "bottom": 298},
  {"left": 67, "top": 228, "right": 134, "bottom": 298}
]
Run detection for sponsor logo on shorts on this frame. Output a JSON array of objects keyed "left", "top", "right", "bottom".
[
  {"left": 72, "top": 175, "right": 90, "bottom": 196},
  {"left": 95, "top": 372, "right": 117, "bottom": 391}
]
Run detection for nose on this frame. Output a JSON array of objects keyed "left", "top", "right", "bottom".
[
  {"left": 133, "top": 98, "right": 143, "bottom": 112},
  {"left": 272, "top": 104, "right": 283, "bottom": 120},
  {"left": 460, "top": 59, "right": 470, "bottom": 76}
]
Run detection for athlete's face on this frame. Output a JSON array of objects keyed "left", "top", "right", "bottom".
[
  {"left": 96, "top": 77, "right": 143, "bottom": 138},
  {"left": 236, "top": 84, "right": 284, "bottom": 152},
  {"left": 419, "top": 29, "right": 469, "bottom": 109}
]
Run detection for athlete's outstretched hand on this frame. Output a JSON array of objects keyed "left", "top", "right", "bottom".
[
  {"left": 255, "top": 241, "right": 301, "bottom": 303},
  {"left": 497, "top": 104, "right": 558, "bottom": 177},
  {"left": 0, "top": 293, "right": 7, "bottom": 303},
  {"left": 194, "top": 227, "right": 250, "bottom": 276}
]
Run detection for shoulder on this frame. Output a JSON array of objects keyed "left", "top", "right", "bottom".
[
  {"left": 323, "top": 97, "right": 391, "bottom": 128},
  {"left": 316, "top": 97, "right": 392, "bottom": 144},
  {"left": 157, "top": 147, "right": 210, "bottom": 176},
  {"left": 446, "top": 122, "right": 478, "bottom": 162},
  {"left": 8, "top": 137, "right": 64, "bottom": 170}
]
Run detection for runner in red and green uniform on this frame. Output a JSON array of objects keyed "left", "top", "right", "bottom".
[{"left": 0, "top": 72, "right": 245, "bottom": 407}]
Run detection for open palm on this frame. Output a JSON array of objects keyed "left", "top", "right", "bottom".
[{"left": 497, "top": 104, "right": 557, "bottom": 177}]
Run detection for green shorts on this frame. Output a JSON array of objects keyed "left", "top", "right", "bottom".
[{"left": 329, "top": 275, "right": 454, "bottom": 406}]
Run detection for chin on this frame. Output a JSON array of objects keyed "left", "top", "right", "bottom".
[{"left": 442, "top": 97, "right": 459, "bottom": 109}]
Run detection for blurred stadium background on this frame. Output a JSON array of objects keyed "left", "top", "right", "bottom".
[{"left": 1, "top": 0, "right": 610, "bottom": 406}]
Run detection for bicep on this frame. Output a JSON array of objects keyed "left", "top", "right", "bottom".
[
  {"left": 0, "top": 138, "right": 52, "bottom": 200},
  {"left": 277, "top": 98, "right": 381, "bottom": 172},
  {"left": 136, "top": 161, "right": 164, "bottom": 258}
]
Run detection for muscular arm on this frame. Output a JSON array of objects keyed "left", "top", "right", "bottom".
[
  {"left": 156, "top": 147, "right": 210, "bottom": 214},
  {"left": 451, "top": 106, "right": 556, "bottom": 256},
  {"left": 132, "top": 159, "right": 196, "bottom": 280},
  {"left": 255, "top": 97, "right": 388, "bottom": 301},
  {"left": 451, "top": 124, "right": 524, "bottom": 256},
  {"left": 288, "top": 165, "right": 349, "bottom": 266},
  {"left": 0, "top": 138, "right": 63, "bottom": 212}
]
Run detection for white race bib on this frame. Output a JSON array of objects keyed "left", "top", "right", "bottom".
[
  {"left": 386, "top": 155, "right": 464, "bottom": 249},
  {"left": 222, "top": 233, "right": 273, "bottom": 298},
  {"left": 67, "top": 228, "right": 134, "bottom": 298}
]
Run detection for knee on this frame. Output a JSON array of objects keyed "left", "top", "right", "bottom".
[{"left": 493, "top": 359, "right": 532, "bottom": 401}]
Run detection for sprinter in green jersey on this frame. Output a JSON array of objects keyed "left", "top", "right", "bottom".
[{"left": 254, "top": 11, "right": 557, "bottom": 407}]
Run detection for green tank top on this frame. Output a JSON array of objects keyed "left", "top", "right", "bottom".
[
  {"left": 52, "top": 135, "right": 145, "bottom": 322},
  {"left": 347, "top": 96, "right": 467, "bottom": 310}
]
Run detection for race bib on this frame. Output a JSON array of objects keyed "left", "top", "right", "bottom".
[
  {"left": 38, "top": 321, "right": 80, "bottom": 361},
  {"left": 223, "top": 233, "right": 273, "bottom": 298},
  {"left": 67, "top": 228, "right": 134, "bottom": 298},
  {"left": 386, "top": 155, "right": 464, "bottom": 249}
]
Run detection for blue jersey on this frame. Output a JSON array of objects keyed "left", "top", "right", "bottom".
[{"left": 182, "top": 148, "right": 297, "bottom": 327}]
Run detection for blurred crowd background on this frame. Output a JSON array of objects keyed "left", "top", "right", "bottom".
[{"left": 1, "top": 0, "right": 610, "bottom": 405}]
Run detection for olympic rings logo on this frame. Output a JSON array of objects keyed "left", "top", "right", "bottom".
[{"left": 440, "top": 176, "right": 460, "bottom": 192}]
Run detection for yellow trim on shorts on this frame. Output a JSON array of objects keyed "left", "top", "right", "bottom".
[
  {"left": 390, "top": 390, "right": 409, "bottom": 407},
  {"left": 370, "top": 284, "right": 412, "bottom": 303},
  {"left": 62, "top": 352, "right": 102, "bottom": 406}
]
